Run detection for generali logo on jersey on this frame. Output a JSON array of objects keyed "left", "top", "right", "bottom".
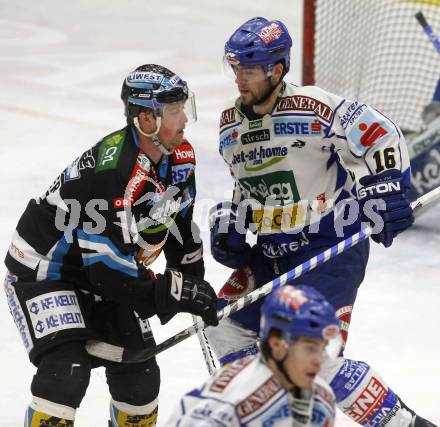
[
  {"left": 277, "top": 95, "right": 334, "bottom": 123},
  {"left": 220, "top": 107, "right": 236, "bottom": 127},
  {"left": 236, "top": 376, "right": 282, "bottom": 418}
]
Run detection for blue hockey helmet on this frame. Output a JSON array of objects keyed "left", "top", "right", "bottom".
[
  {"left": 260, "top": 285, "right": 340, "bottom": 343},
  {"left": 121, "top": 64, "right": 195, "bottom": 122},
  {"left": 224, "top": 17, "right": 292, "bottom": 77}
]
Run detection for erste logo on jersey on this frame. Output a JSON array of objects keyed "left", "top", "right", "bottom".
[
  {"left": 172, "top": 163, "right": 194, "bottom": 184},
  {"left": 273, "top": 116, "right": 321, "bottom": 136}
]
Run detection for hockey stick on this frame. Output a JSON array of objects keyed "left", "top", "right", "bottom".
[
  {"left": 414, "top": 11, "right": 440, "bottom": 102},
  {"left": 415, "top": 11, "right": 440, "bottom": 55},
  {"left": 86, "top": 186, "right": 440, "bottom": 363},
  {"left": 406, "top": 12, "right": 440, "bottom": 157},
  {"left": 192, "top": 314, "right": 217, "bottom": 375}
]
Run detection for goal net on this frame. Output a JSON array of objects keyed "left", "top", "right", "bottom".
[{"left": 303, "top": 0, "right": 440, "bottom": 133}]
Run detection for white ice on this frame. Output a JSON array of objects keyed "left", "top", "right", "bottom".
[{"left": 0, "top": 1, "right": 439, "bottom": 425}]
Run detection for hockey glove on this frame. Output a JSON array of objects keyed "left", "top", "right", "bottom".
[
  {"left": 155, "top": 269, "right": 218, "bottom": 326},
  {"left": 358, "top": 169, "right": 414, "bottom": 248},
  {"left": 166, "top": 244, "right": 205, "bottom": 279},
  {"left": 209, "top": 202, "right": 252, "bottom": 269}
]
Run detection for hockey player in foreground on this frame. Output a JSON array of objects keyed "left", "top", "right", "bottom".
[
  {"left": 3, "top": 64, "right": 218, "bottom": 426},
  {"left": 206, "top": 17, "right": 437, "bottom": 426},
  {"left": 167, "top": 285, "right": 339, "bottom": 426}
]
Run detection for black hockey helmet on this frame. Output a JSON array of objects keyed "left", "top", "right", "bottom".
[{"left": 121, "top": 64, "right": 189, "bottom": 123}]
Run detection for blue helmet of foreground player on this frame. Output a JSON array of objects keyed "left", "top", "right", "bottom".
[
  {"left": 224, "top": 17, "right": 292, "bottom": 76},
  {"left": 260, "top": 285, "right": 340, "bottom": 342},
  {"left": 121, "top": 64, "right": 195, "bottom": 122}
]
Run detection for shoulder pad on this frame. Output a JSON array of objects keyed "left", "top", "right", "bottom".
[{"left": 95, "top": 129, "right": 127, "bottom": 173}]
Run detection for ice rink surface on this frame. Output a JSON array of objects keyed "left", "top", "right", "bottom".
[{"left": 0, "top": 1, "right": 439, "bottom": 425}]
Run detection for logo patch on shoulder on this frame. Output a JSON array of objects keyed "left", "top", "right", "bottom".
[{"left": 95, "top": 130, "right": 126, "bottom": 173}]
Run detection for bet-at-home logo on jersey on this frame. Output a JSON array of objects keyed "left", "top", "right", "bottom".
[{"left": 238, "top": 171, "right": 300, "bottom": 205}]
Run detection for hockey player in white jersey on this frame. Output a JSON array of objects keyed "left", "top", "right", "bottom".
[
  {"left": 167, "top": 285, "right": 339, "bottom": 426},
  {"left": 206, "top": 17, "right": 437, "bottom": 427}
]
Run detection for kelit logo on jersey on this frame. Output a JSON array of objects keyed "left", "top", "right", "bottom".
[{"left": 26, "top": 290, "right": 85, "bottom": 340}]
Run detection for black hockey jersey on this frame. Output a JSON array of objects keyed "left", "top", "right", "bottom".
[{"left": 5, "top": 126, "right": 201, "bottom": 316}]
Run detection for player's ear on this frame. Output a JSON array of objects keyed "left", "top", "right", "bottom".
[
  {"left": 138, "top": 110, "right": 157, "bottom": 133},
  {"left": 271, "top": 63, "right": 284, "bottom": 83},
  {"left": 268, "top": 335, "right": 287, "bottom": 361}
]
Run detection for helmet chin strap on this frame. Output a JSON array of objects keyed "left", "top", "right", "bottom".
[
  {"left": 274, "top": 354, "right": 296, "bottom": 389},
  {"left": 133, "top": 116, "right": 173, "bottom": 155}
]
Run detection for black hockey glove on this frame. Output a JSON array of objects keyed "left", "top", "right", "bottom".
[
  {"left": 166, "top": 244, "right": 205, "bottom": 279},
  {"left": 155, "top": 269, "right": 218, "bottom": 326}
]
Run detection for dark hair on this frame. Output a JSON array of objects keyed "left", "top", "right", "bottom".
[{"left": 259, "top": 327, "right": 283, "bottom": 358}]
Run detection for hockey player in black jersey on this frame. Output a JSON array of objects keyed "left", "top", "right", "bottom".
[{"left": 3, "top": 64, "right": 218, "bottom": 426}]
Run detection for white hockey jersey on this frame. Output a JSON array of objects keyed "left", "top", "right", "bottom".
[
  {"left": 166, "top": 355, "right": 335, "bottom": 426},
  {"left": 218, "top": 82, "right": 411, "bottom": 257}
]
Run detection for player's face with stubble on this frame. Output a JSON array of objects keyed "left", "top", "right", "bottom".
[
  {"left": 157, "top": 103, "right": 188, "bottom": 150},
  {"left": 234, "top": 65, "right": 271, "bottom": 106}
]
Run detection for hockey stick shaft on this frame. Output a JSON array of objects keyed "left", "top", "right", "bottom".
[
  {"left": 415, "top": 11, "right": 440, "bottom": 55},
  {"left": 86, "top": 186, "right": 440, "bottom": 363},
  {"left": 192, "top": 314, "right": 217, "bottom": 375}
]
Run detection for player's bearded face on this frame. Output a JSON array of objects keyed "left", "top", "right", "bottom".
[{"left": 234, "top": 65, "right": 272, "bottom": 106}]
